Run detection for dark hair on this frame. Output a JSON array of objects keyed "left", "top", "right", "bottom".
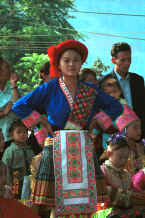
[
  {"left": 8, "top": 119, "right": 27, "bottom": 136},
  {"left": 111, "top": 42, "right": 131, "bottom": 58},
  {"left": 0, "top": 57, "right": 11, "bottom": 73},
  {"left": 40, "top": 61, "right": 50, "bottom": 75},
  {"left": 79, "top": 68, "right": 96, "bottom": 81},
  {"left": 107, "top": 132, "right": 129, "bottom": 151},
  {"left": 99, "top": 74, "right": 120, "bottom": 90}
]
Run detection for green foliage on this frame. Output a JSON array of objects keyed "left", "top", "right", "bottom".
[
  {"left": 91, "top": 57, "right": 110, "bottom": 80},
  {"left": 15, "top": 53, "right": 49, "bottom": 94},
  {"left": 0, "top": 0, "right": 81, "bottom": 65}
]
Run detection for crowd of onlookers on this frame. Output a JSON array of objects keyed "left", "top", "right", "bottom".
[{"left": 0, "top": 41, "right": 145, "bottom": 218}]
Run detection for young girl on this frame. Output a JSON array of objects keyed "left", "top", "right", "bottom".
[
  {"left": 12, "top": 40, "right": 123, "bottom": 217},
  {"left": 116, "top": 105, "right": 144, "bottom": 176},
  {"left": 99, "top": 133, "right": 145, "bottom": 218},
  {"left": 2, "top": 120, "right": 34, "bottom": 199}
]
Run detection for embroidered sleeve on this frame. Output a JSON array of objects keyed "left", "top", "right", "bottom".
[
  {"left": 94, "top": 85, "right": 123, "bottom": 121},
  {"left": 94, "top": 111, "right": 113, "bottom": 130},
  {"left": 23, "top": 111, "right": 41, "bottom": 128},
  {"left": 12, "top": 81, "right": 53, "bottom": 120},
  {"left": 89, "top": 85, "right": 123, "bottom": 130}
]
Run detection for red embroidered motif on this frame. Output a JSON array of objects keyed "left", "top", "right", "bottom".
[
  {"left": 66, "top": 132, "right": 82, "bottom": 183},
  {"left": 69, "top": 83, "right": 97, "bottom": 128}
]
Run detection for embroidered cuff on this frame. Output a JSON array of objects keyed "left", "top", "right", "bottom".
[
  {"left": 95, "top": 112, "right": 112, "bottom": 130},
  {"left": 23, "top": 111, "right": 41, "bottom": 128}
]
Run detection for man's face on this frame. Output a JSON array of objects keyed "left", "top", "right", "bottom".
[{"left": 112, "top": 51, "right": 131, "bottom": 75}]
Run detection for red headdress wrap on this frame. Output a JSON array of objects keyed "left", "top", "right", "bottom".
[{"left": 48, "top": 40, "right": 88, "bottom": 78}]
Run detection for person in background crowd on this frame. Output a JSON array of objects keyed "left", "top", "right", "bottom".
[
  {"left": 79, "top": 67, "right": 98, "bottom": 85},
  {"left": 2, "top": 120, "right": 34, "bottom": 199},
  {"left": 0, "top": 56, "right": 21, "bottom": 148},
  {"left": 109, "top": 42, "right": 145, "bottom": 137},
  {"left": 0, "top": 161, "right": 40, "bottom": 218},
  {"left": 39, "top": 61, "right": 51, "bottom": 84},
  {"left": 98, "top": 74, "right": 127, "bottom": 151},
  {"left": 99, "top": 133, "right": 145, "bottom": 218},
  {"left": 99, "top": 74, "right": 127, "bottom": 105},
  {"left": 116, "top": 104, "right": 144, "bottom": 177}
]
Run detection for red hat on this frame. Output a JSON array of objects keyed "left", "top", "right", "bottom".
[
  {"left": 116, "top": 104, "right": 140, "bottom": 132},
  {"left": 48, "top": 40, "right": 88, "bottom": 78}
]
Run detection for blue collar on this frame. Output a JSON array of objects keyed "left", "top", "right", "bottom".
[{"left": 114, "top": 72, "right": 130, "bottom": 81}]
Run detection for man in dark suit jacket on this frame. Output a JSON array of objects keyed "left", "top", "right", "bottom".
[{"left": 105, "top": 42, "right": 145, "bottom": 137}]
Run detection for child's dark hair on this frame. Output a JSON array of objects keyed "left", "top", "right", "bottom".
[
  {"left": 99, "top": 74, "right": 120, "bottom": 90},
  {"left": 79, "top": 68, "right": 96, "bottom": 81},
  {"left": 106, "top": 132, "right": 129, "bottom": 151},
  {"left": 40, "top": 61, "right": 50, "bottom": 75},
  {"left": 8, "top": 119, "right": 27, "bottom": 137},
  {"left": 111, "top": 42, "right": 131, "bottom": 58}
]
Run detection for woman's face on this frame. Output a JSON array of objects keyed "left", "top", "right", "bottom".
[
  {"left": 0, "top": 61, "right": 11, "bottom": 81},
  {"left": 58, "top": 49, "right": 82, "bottom": 78}
]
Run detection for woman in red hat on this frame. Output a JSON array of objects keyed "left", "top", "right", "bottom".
[{"left": 12, "top": 40, "right": 123, "bottom": 217}]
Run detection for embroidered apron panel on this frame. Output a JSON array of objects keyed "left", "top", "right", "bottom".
[{"left": 53, "top": 130, "right": 97, "bottom": 216}]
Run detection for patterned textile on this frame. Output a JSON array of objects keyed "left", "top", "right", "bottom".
[
  {"left": 30, "top": 138, "right": 55, "bottom": 206},
  {"left": 23, "top": 111, "right": 41, "bottom": 128},
  {"left": 95, "top": 112, "right": 112, "bottom": 130},
  {"left": 53, "top": 130, "right": 97, "bottom": 216},
  {"left": 126, "top": 142, "right": 145, "bottom": 176},
  {"left": 59, "top": 78, "right": 97, "bottom": 129},
  {"left": 100, "top": 160, "right": 145, "bottom": 217},
  {"left": 116, "top": 104, "right": 139, "bottom": 132},
  {"left": 101, "top": 160, "right": 132, "bottom": 208},
  {"left": 132, "top": 168, "right": 145, "bottom": 191}
]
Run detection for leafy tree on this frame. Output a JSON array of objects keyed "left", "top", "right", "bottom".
[
  {"left": 15, "top": 53, "right": 49, "bottom": 94},
  {"left": 91, "top": 57, "right": 110, "bottom": 80},
  {"left": 0, "top": 0, "right": 81, "bottom": 65}
]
